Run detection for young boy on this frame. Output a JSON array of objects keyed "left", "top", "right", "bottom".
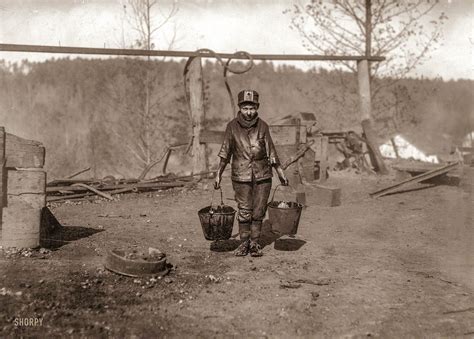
[{"left": 214, "top": 89, "right": 289, "bottom": 257}]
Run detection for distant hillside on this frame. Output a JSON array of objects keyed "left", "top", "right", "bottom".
[{"left": 0, "top": 58, "right": 471, "bottom": 179}]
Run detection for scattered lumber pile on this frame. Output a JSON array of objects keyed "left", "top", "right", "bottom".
[
  {"left": 47, "top": 172, "right": 201, "bottom": 203},
  {"left": 370, "top": 162, "right": 460, "bottom": 198}
]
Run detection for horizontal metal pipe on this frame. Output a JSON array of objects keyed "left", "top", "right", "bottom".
[{"left": 0, "top": 43, "right": 385, "bottom": 62}]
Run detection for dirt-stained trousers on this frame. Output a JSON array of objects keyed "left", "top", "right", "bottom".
[{"left": 232, "top": 178, "right": 272, "bottom": 241}]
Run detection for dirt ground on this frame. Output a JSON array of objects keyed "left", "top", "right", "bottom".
[{"left": 1, "top": 169, "right": 473, "bottom": 338}]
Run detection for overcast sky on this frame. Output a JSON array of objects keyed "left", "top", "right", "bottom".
[{"left": 0, "top": 0, "right": 472, "bottom": 80}]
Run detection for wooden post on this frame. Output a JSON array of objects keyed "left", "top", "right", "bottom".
[
  {"left": 365, "top": 0, "right": 372, "bottom": 58},
  {"left": 0, "top": 127, "right": 5, "bottom": 237},
  {"left": 2, "top": 169, "right": 46, "bottom": 248},
  {"left": 319, "top": 136, "right": 329, "bottom": 182},
  {"left": 1, "top": 130, "right": 47, "bottom": 248},
  {"left": 357, "top": 62, "right": 388, "bottom": 174},
  {"left": 188, "top": 57, "right": 208, "bottom": 176},
  {"left": 294, "top": 119, "right": 301, "bottom": 184},
  {"left": 357, "top": 0, "right": 388, "bottom": 174},
  {"left": 391, "top": 137, "right": 400, "bottom": 158}
]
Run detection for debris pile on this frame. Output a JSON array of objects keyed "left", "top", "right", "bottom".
[{"left": 46, "top": 173, "right": 198, "bottom": 203}]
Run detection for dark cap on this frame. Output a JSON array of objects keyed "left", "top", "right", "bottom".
[{"left": 238, "top": 89, "right": 259, "bottom": 107}]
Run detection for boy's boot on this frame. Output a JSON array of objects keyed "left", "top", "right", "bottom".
[
  {"left": 234, "top": 222, "right": 250, "bottom": 256},
  {"left": 249, "top": 220, "right": 263, "bottom": 257}
]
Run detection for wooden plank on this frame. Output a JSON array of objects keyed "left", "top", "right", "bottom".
[
  {"left": 269, "top": 125, "right": 297, "bottom": 145},
  {"left": 302, "top": 147, "right": 315, "bottom": 182},
  {"left": 7, "top": 169, "right": 46, "bottom": 195},
  {"left": 294, "top": 119, "right": 301, "bottom": 184},
  {"left": 0, "top": 127, "right": 5, "bottom": 160},
  {"left": 0, "top": 127, "right": 4, "bottom": 235},
  {"left": 269, "top": 125, "right": 306, "bottom": 145},
  {"left": 310, "top": 135, "right": 328, "bottom": 181},
  {"left": 392, "top": 162, "right": 441, "bottom": 173},
  {"left": 312, "top": 135, "right": 327, "bottom": 161},
  {"left": 0, "top": 43, "right": 386, "bottom": 62},
  {"left": 319, "top": 136, "right": 329, "bottom": 182},
  {"left": 189, "top": 57, "right": 208, "bottom": 175},
  {"left": 5, "top": 133, "right": 45, "bottom": 168},
  {"left": 459, "top": 147, "right": 473, "bottom": 153},
  {"left": 200, "top": 130, "right": 224, "bottom": 144},
  {"left": 365, "top": 0, "right": 372, "bottom": 57},
  {"left": 201, "top": 125, "right": 307, "bottom": 146},
  {"left": 370, "top": 162, "right": 460, "bottom": 198}
]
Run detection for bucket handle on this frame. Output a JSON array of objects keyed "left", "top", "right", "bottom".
[
  {"left": 210, "top": 187, "right": 224, "bottom": 211},
  {"left": 269, "top": 184, "right": 293, "bottom": 204}
]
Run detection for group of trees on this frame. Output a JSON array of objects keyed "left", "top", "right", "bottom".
[
  {"left": 0, "top": 58, "right": 471, "bottom": 179},
  {"left": 0, "top": 0, "right": 469, "bottom": 178}
]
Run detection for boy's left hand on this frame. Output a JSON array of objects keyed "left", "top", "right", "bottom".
[{"left": 279, "top": 174, "right": 289, "bottom": 186}]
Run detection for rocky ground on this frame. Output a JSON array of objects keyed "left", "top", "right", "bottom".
[{"left": 0, "top": 169, "right": 473, "bottom": 338}]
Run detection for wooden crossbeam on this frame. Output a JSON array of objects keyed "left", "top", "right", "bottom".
[
  {"left": 370, "top": 162, "right": 460, "bottom": 198},
  {"left": 0, "top": 43, "right": 385, "bottom": 62}
]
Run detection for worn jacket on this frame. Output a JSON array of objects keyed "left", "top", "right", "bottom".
[{"left": 218, "top": 115, "right": 280, "bottom": 182}]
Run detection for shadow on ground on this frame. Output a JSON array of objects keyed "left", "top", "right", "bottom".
[
  {"left": 210, "top": 239, "right": 241, "bottom": 252},
  {"left": 39, "top": 206, "right": 103, "bottom": 249},
  {"left": 41, "top": 226, "right": 104, "bottom": 249},
  {"left": 207, "top": 220, "right": 307, "bottom": 252}
]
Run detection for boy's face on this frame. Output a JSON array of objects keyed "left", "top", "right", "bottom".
[{"left": 240, "top": 104, "right": 258, "bottom": 121}]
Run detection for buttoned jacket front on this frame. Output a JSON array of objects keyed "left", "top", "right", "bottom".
[{"left": 218, "top": 116, "right": 280, "bottom": 182}]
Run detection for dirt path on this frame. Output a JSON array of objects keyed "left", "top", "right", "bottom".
[{"left": 1, "top": 172, "right": 473, "bottom": 337}]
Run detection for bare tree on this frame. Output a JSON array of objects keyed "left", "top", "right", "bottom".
[
  {"left": 286, "top": 0, "right": 447, "bottom": 128},
  {"left": 127, "top": 0, "right": 179, "bottom": 51},
  {"left": 287, "top": 0, "right": 446, "bottom": 80},
  {"left": 108, "top": 0, "right": 180, "bottom": 176}
]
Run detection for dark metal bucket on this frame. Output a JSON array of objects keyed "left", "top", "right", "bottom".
[
  {"left": 198, "top": 188, "right": 236, "bottom": 241},
  {"left": 267, "top": 185, "right": 303, "bottom": 235}
]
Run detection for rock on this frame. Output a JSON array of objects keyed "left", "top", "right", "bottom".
[
  {"left": 148, "top": 247, "right": 166, "bottom": 259},
  {"left": 280, "top": 282, "right": 302, "bottom": 289},
  {"left": 315, "top": 278, "right": 331, "bottom": 286},
  {"left": 311, "top": 291, "right": 320, "bottom": 301},
  {"left": 206, "top": 275, "right": 220, "bottom": 283}
]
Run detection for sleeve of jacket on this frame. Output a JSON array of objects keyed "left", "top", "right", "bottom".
[
  {"left": 265, "top": 124, "right": 280, "bottom": 166},
  {"left": 217, "top": 122, "right": 232, "bottom": 162}
]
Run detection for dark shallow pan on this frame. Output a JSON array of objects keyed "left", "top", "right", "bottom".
[{"left": 104, "top": 249, "right": 170, "bottom": 277}]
